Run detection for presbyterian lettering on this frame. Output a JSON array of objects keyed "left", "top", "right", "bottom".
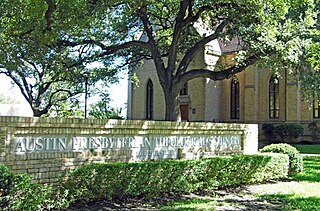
[{"left": 13, "top": 135, "right": 241, "bottom": 155}]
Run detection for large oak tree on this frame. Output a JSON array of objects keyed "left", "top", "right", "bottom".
[
  {"left": 0, "top": 0, "right": 317, "bottom": 119},
  {"left": 75, "top": 0, "right": 316, "bottom": 120},
  {"left": 0, "top": 0, "right": 117, "bottom": 116}
]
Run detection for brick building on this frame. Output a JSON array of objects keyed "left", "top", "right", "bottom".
[{"left": 127, "top": 38, "right": 317, "bottom": 141}]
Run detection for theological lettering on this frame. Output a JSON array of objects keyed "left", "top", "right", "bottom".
[{"left": 13, "top": 135, "right": 242, "bottom": 157}]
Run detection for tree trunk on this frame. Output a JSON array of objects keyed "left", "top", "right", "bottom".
[
  {"left": 32, "top": 107, "right": 48, "bottom": 117},
  {"left": 33, "top": 110, "right": 43, "bottom": 117},
  {"left": 163, "top": 85, "right": 180, "bottom": 121}
]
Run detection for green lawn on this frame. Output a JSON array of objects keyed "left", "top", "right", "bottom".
[
  {"left": 159, "top": 156, "right": 320, "bottom": 210},
  {"left": 293, "top": 156, "right": 320, "bottom": 182},
  {"left": 293, "top": 144, "right": 320, "bottom": 154},
  {"left": 256, "top": 156, "right": 320, "bottom": 210}
]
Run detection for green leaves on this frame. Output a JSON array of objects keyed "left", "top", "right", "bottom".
[
  {"left": 0, "top": 0, "right": 318, "bottom": 118},
  {"left": 0, "top": 0, "right": 119, "bottom": 116},
  {"left": 61, "top": 154, "right": 289, "bottom": 204},
  {"left": 260, "top": 143, "right": 303, "bottom": 175}
]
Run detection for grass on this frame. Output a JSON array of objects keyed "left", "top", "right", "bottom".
[
  {"left": 293, "top": 156, "right": 320, "bottom": 182},
  {"left": 159, "top": 198, "right": 223, "bottom": 211},
  {"left": 251, "top": 156, "right": 320, "bottom": 210},
  {"left": 159, "top": 156, "right": 320, "bottom": 210},
  {"left": 261, "top": 194, "right": 320, "bottom": 211},
  {"left": 292, "top": 144, "right": 320, "bottom": 154}
]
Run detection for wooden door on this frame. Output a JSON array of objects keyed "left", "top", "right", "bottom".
[{"left": 180, "top": 105, "right": 189, "bottom": 121}]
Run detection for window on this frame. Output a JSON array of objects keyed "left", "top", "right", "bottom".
[
  {"left": 146, "top": 79, "right": 153, "bottom": 120},
  {"left": 180, "top": 82, "right": 188, "bottom": 95},
  {"left": 230, "top": 77, "right": 240, "bottom": 119},
  {"left": 269, "top": 75, "right": 280, "bottom": 119},
  {"left": 313, "top": 99, "right": 320, "bottom": 118}
]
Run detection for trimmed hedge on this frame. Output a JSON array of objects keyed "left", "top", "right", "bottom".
[
  {"left": 61, "top": 154, "right": 289, "bottom": 203},
  {"left": 260, "top": 143, "right": 303, "bottom": 175},
  {"left": 0, "top": 165, "right": 68, "bottom": 211},
  {"left": 1, "top": 154, "right": 290, "bottom": 209}
]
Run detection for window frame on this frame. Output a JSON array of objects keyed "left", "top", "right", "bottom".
[
  {"left": 146, "top": 79, "right": 154, "bottom": 120},
  {"left": 313, "top": 99, "right": 320, "bottom": 118},
  {"left": 269, "top": 75, "right": 280, "bottom": 119},
  {"left": 180, "top": 82, "right": 188, "bottom": 96},
  {"left": 230, "top": 77, "right": 240, "bottom": 119}
]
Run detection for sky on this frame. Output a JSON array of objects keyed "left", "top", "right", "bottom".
[{"left": 0, "top": 73, "right": 128, "bottom": 117}]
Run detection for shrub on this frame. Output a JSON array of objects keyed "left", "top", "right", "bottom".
[
  {"left": 260, "top": 143, "right": 303, "bottom": 175},
  {"left": 273, "top": 123, "right": 304, "bottom": 142},
  {"left": 0, "top": 165, "right": 14, "bottom": 208},
  {"left": 0, "top": 165, "right": 68, "bottom": 210},
  {"left": 61, "top": 154, "right": 289, "bottom": 204},
  {"left": 262, "top": 123, "right": 275, "bottom": 141},
  {"left": 308, "top": 121, "right": 320, "bottom": 141}
]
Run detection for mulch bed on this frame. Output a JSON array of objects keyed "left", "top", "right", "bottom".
[{"left": 64, "top": 184, "right": 287, "bottom": 211}]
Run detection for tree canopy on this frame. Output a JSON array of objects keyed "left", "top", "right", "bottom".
[
  {"left": 80, "top": 0, "right": 317, "bottom": 120},
  {"left": 0, "top": 0, "right": 318, "bottom": 119},
  {"left": 0, "top": 0, "right": 117, "bottom": 116}
]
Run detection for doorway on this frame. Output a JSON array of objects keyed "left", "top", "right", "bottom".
[{"left": 180, "top": 105, "right": 189, "bottom": 121}]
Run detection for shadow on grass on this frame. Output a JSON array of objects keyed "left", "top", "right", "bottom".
[
  {"left": 160, "top": 156, "right": 320, "bottom": 211},
  {"left": 254, "top": 156, "right": 320, "bottom": 210},
  {"left": 159, "top": 194, "right": 286, "bottom": 211},
  {"left": 259, "top": 194, "right": 320, "bottom": 210},
  {"left": 292, "top": 156, "right": 320, "bottom": 182},
  {"left": 159, "top": 198, "right": 220, "bottom": 211}
]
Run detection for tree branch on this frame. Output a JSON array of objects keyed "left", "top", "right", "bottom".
[
  {"left": 177, "top": 51, "right": 272, "bottom": 84},
  {"left": 138, "top": 5, "right": 167, "bottom": 83},
  {"left": 58, "top": 39, "right": 150, "bottom": 52},
  {"left": 44, "top": 0, "right": 56, "bottom": 31},
  {"left": 45, "top": 88, "right": 75, "bottom": 112},
  {"left": 167, "top": 0, "right": 190, "bottom": 76},
  {"left": 183, "top": 5, "right": 212, "bottom": 27},
  {"left": 57, "top": 39, "right": 152, "bottom": 69},
  {"left": 174, "top": 19, "right": 229, "bottom": 81},
  {"left": 5, "top": 70, "right": 33, "bottom": 105}
]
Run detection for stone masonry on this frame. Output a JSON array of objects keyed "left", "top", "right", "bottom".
[{"left": 0, "top": 116, "right": 258, "bottom": 184}]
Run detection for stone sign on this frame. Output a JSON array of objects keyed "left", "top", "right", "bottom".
[
  {"left": 13, "top": 134, "right": 242, "bottom": 160},
  {"left": 0, "top": 117, "right": 257, "bottom": 184}
]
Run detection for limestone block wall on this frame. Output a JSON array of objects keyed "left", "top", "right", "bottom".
[
  {"left": 188, "top": 77, "right": 206, "bottom": 121},
  {"left": 129, "top": 60, "right": 166, "bottom": 120},
  {"left": 0, "top": 117, "right": 258, "bottom": 184}
]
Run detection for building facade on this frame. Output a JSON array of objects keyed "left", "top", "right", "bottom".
[{"left": 127, "top": 41, "right": 317, "bottom": 142}]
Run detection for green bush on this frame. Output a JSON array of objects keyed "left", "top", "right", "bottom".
[
  {"left": 0, "top": 165, "right": 14, "bottom": 208},
  {"left": 61, "top": 154, "right": 289, "bottom": 204},
  {"left": 273, "top": 123, "right": 304, "bottom": 142},
  {"left": 260, "top": 143, "right": 303, "bottom": 175},
  {"left": 0, "top": 165, "right": 68, "bottom": 211},
  {"left": 308, "top": 121, "right": 320, "bottom": 141},
  {"left": 0, "top": 153, "right": 291, "bottom": 209},
  {"left": 262, "top": 123, "right": 275, "bottom": 141}
]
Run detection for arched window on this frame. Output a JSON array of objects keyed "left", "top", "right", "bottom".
[
  {"left": 269, "top": 75, "right": 279, "bottom": 119},
  {"left": 313, "top": 99, "right": 320, "bottom": 118},
  {"left": 180, "top": 82, "right": 188, "bottom": 95},
  {"left": 230, "top": 77, "right": 240, "bottom": 119},
  {"left": 146, "top": 79, "right": 153, "bottom": 120}
]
